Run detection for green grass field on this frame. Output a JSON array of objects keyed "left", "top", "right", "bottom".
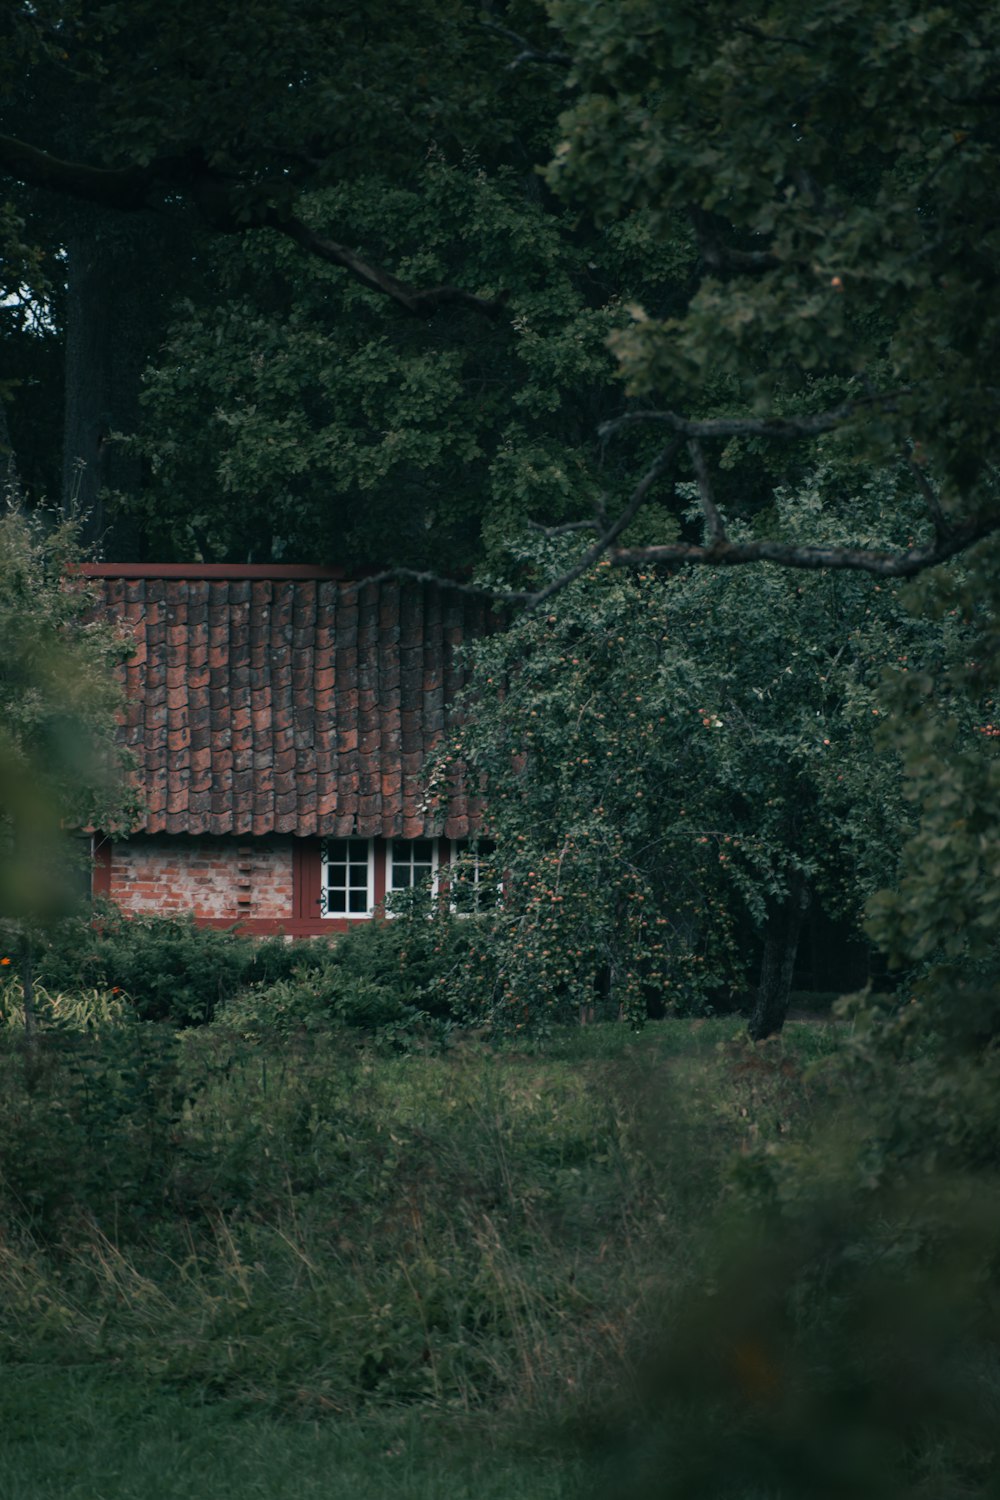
[
  {"left": 0, "top": 1018, "right": 842, "bottom": 1500},
  {"left": 1, "top": 1367, "right": 583, "bottom": 1500}
]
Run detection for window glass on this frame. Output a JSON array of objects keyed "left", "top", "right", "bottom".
[
  {"left": 321, "top": 838, "right": 373, "bottom": 917},
  {"left": 390, "top": 839, "right": 439, "bottom": 892}
]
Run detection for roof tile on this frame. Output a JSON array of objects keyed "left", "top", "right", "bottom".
[{"left": 93, "top": 572, "right": 488, "bottom": 837}]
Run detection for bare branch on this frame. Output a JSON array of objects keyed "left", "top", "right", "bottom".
[
  {"left": 687, "top": 438, "right": 726, "bottom": 544},
  {"left": 521, "top": 439, "right": 684, "bottom": 610},
  {"left": 343, "top": 566, "right": 530, "bottom": 607},
  {"left": 689, "top": 205, "right": 780, "bottom": 274},
  {"left": 731, "top": 19, "right": 818, "bottom": 48},
  {"left": 278, "top": 215, "right": 508, "bottom": 319},
  {"left": 349, "top": 506, "right": 1000, "bottom": 621},
  {"left": 0, "top": 135, "right": 507, "bottom": 321},
  {"left": 612, "top": 515, "right": 1000, "bottom": 579},
  {"left": 526, "top": 518, "right": 603, "bottom": 537},
  {"left": 0, "top": 133, "right": 156, "bottom": 211}
]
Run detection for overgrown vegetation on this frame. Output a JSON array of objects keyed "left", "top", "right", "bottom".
[
  {"left": 3, "top": 2, "right": 1000, "bottom": 1493},
  {"left": 18, "top": 895, "right": 475, "bottom": 1033},
  {"left": 0, "top": 1015, "right": 834, "bottom": 1435}
]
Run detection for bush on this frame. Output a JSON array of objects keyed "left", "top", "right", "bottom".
[
  {"left": 34, "top": 904, "right": 326, "bottom": 1027},
  {"left": 327, "top": 888, "right": 473, "bottom": 1021},
  {"left": 24, "top": 895, "right": 473, "bottom": 1038},
  {"left": 216, "top": 892, "right": 473, "bottom": 1044}
]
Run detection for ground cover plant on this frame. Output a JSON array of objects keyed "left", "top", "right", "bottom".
[{"left": 0, "top": 1009, "right": 838, "bottom": 1498}]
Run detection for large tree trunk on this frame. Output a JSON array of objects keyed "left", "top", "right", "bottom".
[
  {"left": 61, "top": 210, "right": 151, "bottom": 555},
  {"left": 748, "top": 871, "right": 811, "bottom": 1041}
]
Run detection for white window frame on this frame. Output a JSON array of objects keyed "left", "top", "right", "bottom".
[
  {"left": 320, "top": 837, "right": 375, "bottom": 919},
  {"left": 387, "top": 838, "right": 440, "bottom": 912},
  {"left": 448, "top": 839, "right": 500, "bottom": 916}
]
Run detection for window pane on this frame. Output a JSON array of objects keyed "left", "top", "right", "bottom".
[
  {"left": 321, "top": 838, "right": 371, "bottom": 917},
  {"left": 388, "top": 840, "right": 438, "bottom": 905}
]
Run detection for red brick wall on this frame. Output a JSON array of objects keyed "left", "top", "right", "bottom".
[{"left": 108, "top": 837, "right": 295, "bottom": 923}]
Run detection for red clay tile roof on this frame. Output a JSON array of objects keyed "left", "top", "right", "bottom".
[{"left": 87, "top": 567, "right": 488, "bottom": 839}]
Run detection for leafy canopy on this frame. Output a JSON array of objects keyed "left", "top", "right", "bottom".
[{"left": 525, "top": 0, "right": 1000, "bottom": 586}]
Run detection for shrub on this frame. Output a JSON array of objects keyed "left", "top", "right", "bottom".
[
  {"left": 326, "top": 888, "right": 473, "bottom": 1021},
  {"left": 216, "top": 893, "right": 473, "bottom": 1044},
  {"left": 34, "top": 904, "right": 327, "bottom": 1027}
]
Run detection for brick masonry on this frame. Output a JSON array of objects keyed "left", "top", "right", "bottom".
[{"left": 108, "top": 836, "right": 295, "bottom": 923}]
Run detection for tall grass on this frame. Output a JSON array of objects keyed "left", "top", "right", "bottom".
[{"left": 0, "top": 1018, "right": 835, "bottom": 1432}]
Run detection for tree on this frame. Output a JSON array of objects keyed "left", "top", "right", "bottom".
[
  {"left": 502, "top": 0, "right": 1000, "bottom": 597},
  {"left": 597, "top": 538, "right": 1000, "bottom": 1500},
  {"left": 507, "top": 9, "right": 1000, "bottom": 1485},
  {"left": 0, "top": 0, "right": 564, "bottom": 545},
  {"left": 118, "top": 166, "right": 677, "bottom": 569},
  {"left": 0, "top": 0, "right": 711, "bottom": 573},
  {"left": 0, "top": 500, "right": 136, "bottom": 1036},
  {"left": 441, "top": 470, "right": 942, "bottom": 1035}
]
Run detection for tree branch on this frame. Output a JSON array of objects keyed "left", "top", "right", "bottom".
[
  {"left": 731, "top": 20, "right": 818, "bottom": 49},
  {"left": 526, "top": 518, "right": 603, "bottom": 537},
  {"left": 277, "top": 215, "right": 508, "bottom": 319},
  {"left": 0, "top": 135, "right": 507, "bottom": 320},
  {"left": 611, "top": 516, "right": 1000, "bottom": 578},
  {"left": 689, "top": 205, "right": 780, "bottom": 274},
  {"left": 0, "top": 133, "right": 156, "bottom": 211},
  {"left": 904, "top": 449, "right": 950, "bottom": 540},
  {"left": 480, "top": 19, "right": 572, "bottom": 69},
  {"left": 521, "top": 439, "right": 684, "bottom": 610},
  {"left": 342, "top": 567, "right": 529, "bottom": 607}
]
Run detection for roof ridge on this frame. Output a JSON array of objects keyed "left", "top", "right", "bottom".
[{"left": 81, "top": 563, "right": 348, "bottom": 580}]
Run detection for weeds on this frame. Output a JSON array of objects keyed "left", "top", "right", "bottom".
[{"left": 0, "top": 1020, "right": 831, "bottom": 1427}]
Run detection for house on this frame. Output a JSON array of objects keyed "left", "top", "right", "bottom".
[{"left": 85, "top": 563, "right": 490, "bottom": 934}]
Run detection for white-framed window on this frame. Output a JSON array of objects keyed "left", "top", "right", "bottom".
[
  {"left": 387, "top": 838, "right": 440, "bottom": 906},
  {"left": 320, "top": 837, "right": 375, "bottom": 918},
  {"left": 448, "top": 839, "right": 500, "bottom": 915}
]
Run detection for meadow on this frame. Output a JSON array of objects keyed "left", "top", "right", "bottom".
[{"left": 0, "top": 1007, "right": 841, "bottom": 1500}]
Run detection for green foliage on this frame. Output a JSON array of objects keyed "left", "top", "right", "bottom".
[
  {"left": 0, "top": 0, "right": 555, "bottom": 186},
  {"left": 218, "top": 894, "right": 473, "bottom": 1043},
  {"left": 35, "top": 905, "right": 314, "bottom": 1027},
  {"left": 0, "top": 1018, "right": 831, "bottom": 1421},
  {"left": 33, "top": 898, "right": 472, "bottom": 1039},
  {"left": 583, "top": 546, "right": 1000, "bottom": 1499},
  {"left": 0, "top": 508, "right": 136, "bottom": 924},
  {"left": 441, "top": 481, "right": 938, "bottom": 1031},
  {"left": 0, "top": 973, "right": 131, "bottom": 1030},
  {"left": 547, "top": 0, "right": 1000, "bottom": 517},
  {"left": 0, "top": 1371, "right": 583, "bottom": 1500},
  {"left": 123, "top": 161, "right": 684, "bottom": 569}
]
